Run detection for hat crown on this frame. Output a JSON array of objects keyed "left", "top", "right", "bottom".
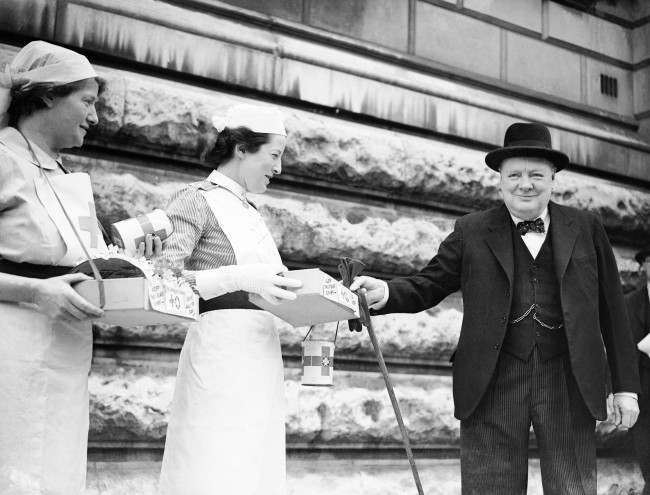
[{"left": 503, "top": 122, "right": 553, "bottom": 149}]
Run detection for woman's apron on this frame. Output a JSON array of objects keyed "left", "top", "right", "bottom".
[
  {"left": 0, "top": 170, "right": 106, "bottom": 494},
  {"left": 159, "top": 187, "right": 287, "bottom": 495}
]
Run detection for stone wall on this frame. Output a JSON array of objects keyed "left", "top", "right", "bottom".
[{"left": 1, "top": 0, "right": 649, "bottom": 493}]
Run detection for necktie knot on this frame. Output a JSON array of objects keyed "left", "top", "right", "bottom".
[{"left": 516, "top": 218, "right": 545, "bottom": 235}]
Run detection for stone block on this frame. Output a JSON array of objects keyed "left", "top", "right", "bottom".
[
  {"left": 307, "top": 0, "right": 409, "bottom": 51},
  {"left": 82, "top": 72, "right": 650, "bottom": 238},
  {"left": 547, "top": 3, "right": 632, "bottom": 62},
  {"left": 632, "top": 22, "right": 650, "bottom": 64},
  {"left": 66, "top": 155, "right": 649, "bottom": 277},
  {"left": 88, "top": 361, "right": 633, "bottom": 449},
  {"left": 88, "top": 364, "right": 460, "bottom": 445},
  {"left": 585, "top": 59, "right": 633, "bottom": 115},
  {"left": 0, "top": 0, "right": 56, "bottom": 40},
  {"left": 463, "top": 0, "right": 542, "bottom": 32},
  {"left": 634, "top": 66, "right": 650, "bottom": 114},
  {"left": 415, "top": 2, "right": 501, "bottom": 79},
  {"left": 95, "top": 301, "right": 463, "bottom": 367},
  {"left": 595, "top": 0, "right": 650, "bottom": 22},
  {"left": 85, "top": 458, "right": 645, "bottom": 495},
  {"left": 220, "top": 0, "right": 303, "bottom": 22},
  {"left": 506, "top": 32, "right": 582, "bottom": 102},
  {"left": 58, "top": 2, "right": 278, "bottom": 92}
]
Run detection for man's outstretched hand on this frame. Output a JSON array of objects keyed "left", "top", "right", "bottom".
[{"left": 350, "top": 276, "right": 386, "bottom": 308}]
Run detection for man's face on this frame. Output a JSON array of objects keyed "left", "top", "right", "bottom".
[{"left": 499, "top": 157, "right": 555, "bottom": 220}]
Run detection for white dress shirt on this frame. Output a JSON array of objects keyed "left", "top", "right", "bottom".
[{"left": 509, "top": 207, "right": 550, "bottom": 259}]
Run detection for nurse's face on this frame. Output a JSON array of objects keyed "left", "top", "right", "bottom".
[
  {"left": 46, "top": 78, "right": 99, "bottom": 150},
  {"left": 239, "top": 134, "right": 286, "bottom": 194}
]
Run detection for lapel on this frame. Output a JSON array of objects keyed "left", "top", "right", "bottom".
[
  {"left": 549, "top": 202, "right": 578, "bottom": 283},
  {"left": 641, "top": 286, "right": 650, "bottom": 329},
  {"left": 485, "top": 204, "right": 514, "bottom": 287}
]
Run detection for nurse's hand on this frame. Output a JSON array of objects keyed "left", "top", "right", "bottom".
[
  {"left": 237, "top": 264, "right": 303, "bottom": 305},
  {"left": 136, "top": 233, "right": 163, "bottom": 259},
  {"left": 32, "top": 273, "right": 104, "bottom": 322},
  {"left": 195, "top": 263, "right": 303, "bottom": 303}
]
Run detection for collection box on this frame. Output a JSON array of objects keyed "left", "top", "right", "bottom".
[
  {"left": 249, "top": 268, "right": 360, "bottom": 327},
  {"left": 75, "top": 276, "right": 199, "bottom": 326}
]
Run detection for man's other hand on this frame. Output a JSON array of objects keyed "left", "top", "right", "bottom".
[{"left": 612, "top": 393, "right": 640, "bottom": 429}]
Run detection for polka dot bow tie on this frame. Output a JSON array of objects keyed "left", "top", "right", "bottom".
[{"left": 516, "top": 218, "right": 545, "bottom": 235}]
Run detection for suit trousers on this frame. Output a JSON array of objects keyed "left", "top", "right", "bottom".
[
  {"left": 631, "top": 366, "right": 650, "bottom": 495},
  {"left": 460, "top": 347, "right": 596, "bottom": 495}
]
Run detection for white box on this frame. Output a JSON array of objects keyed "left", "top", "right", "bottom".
[
  {"left": 249, "top": 269, "right": 359, "bottom": 326},
  {"left": 75, "top": 276, "right": 198, "bottom": 326}
]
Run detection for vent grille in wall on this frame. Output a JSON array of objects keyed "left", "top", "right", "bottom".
[{"left": 600, "top": 74, "right": 618, "bottom": 98}]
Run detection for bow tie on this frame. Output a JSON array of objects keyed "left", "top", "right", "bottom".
[{"left": 516, "top": 218, "right": 545, "bottom": 235}]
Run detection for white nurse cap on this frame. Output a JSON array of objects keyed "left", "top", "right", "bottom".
[
  {"left": 0, "top": 40, "right": 97, "bottom": 127},
  {"left": 212, "top": 103, "right": 286, "bottom": 136}
]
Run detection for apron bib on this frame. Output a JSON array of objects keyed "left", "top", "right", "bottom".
[
  {"left": 34, "top": 171, "right": 108, "bottom": 265},
  {"left": 159, "top": 186, "right": 287, "bottom": 495}
]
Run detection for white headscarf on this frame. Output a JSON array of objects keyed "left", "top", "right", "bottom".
[
  {"left": 0, "top": 40, "right": 98, "bottom": 128},
  {"left": 212, "top": 103, "right": 286, "bottom": 136}
]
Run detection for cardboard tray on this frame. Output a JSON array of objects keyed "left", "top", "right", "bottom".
[
  {"left": 249, "top": 268, "right": 359, "bottom": 327},
  {"left": 75, "top": 277, "right": 199, "bottom": 326}
]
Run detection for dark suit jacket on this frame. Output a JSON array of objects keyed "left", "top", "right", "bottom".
[
  {"left": 379, "top": 201, "right": 640, "bottom": 420},
  {"left": 625, "top": 285, "right": 650, "bottom": 370}
]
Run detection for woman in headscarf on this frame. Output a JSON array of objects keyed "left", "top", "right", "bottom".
[
  {"left": 158, "top": 104, "right": 301, "bottom": 495},
  {"left": 0, "top": 40, "right": 158, "bottom": 494}
]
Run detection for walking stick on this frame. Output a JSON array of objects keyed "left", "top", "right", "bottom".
[{"left": 357, "top": 288, "right": 425, "bottom": 495}]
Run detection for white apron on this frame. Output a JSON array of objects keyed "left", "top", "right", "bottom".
[
  {"left": 0, "top": 171, "right": 102, "bottom": 494},
  {"left": 159, "top": 187, "right": 287, "bottom": 495}
]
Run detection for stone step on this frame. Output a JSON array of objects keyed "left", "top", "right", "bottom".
[
  {"left": 85, "top": 457, "right": 644, "bottom": 495},
  {"left": 88, "top": 359, "right": 632, "bottom": 450}
]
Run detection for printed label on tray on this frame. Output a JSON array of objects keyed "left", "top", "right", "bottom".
[
  {"left": 321, "top": 278, "right": 359, "bottom": 313},
  {"left": 148, "top": 275, "right": 198, "bottom": 319}
]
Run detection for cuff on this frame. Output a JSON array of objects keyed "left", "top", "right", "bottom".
[
  {"left": 614, "top": 392, "right": 638, "bottom": 401},
  {"left": 183, "top": 271, "right": 200, "bottom": 295},
  {"left": 369, "top": 280, "right": 389, "bottom": 310}
]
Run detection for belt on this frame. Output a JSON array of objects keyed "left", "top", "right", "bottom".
[
  {"left": 199, "top": 291, "right": 261, "bottom": 314},
  {"left": 0, "top": 259, "right": 71, "bottom": 279}
]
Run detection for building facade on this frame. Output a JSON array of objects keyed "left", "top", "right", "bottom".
[{"left": 1, "top": 0, "right": 649, "bottom": 493}]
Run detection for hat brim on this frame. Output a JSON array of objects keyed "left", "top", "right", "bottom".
[
  {"left": 635, "top": 249, "right": 650, "bottom": 264},
  {"left": 485, "top": 146, "right": 569, "bottom": 172}
]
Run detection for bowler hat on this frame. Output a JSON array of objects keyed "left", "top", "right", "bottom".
[
  {"left": 485, "top": 122, "right": 569, "bottom": 172},
  {"left": 635, "top": 246, "right": 650, "bottom": 264}
]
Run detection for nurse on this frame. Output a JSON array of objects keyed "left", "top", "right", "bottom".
[
  {"left": 158, "top": 104, "right": 301, "bottom": 495},
  {"left": 0, "top": 41, "right": 156, "bottom": 494}
]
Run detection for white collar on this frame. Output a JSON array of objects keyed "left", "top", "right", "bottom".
[
  {"left": 509, "top": 206, "right": 550, "bottom": 230},
  {"left": 206, "top": 169, "right": 248, "bottom": 204},
  {"left": 0, "top": 126, "right": 63, "bottom": 170}
]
